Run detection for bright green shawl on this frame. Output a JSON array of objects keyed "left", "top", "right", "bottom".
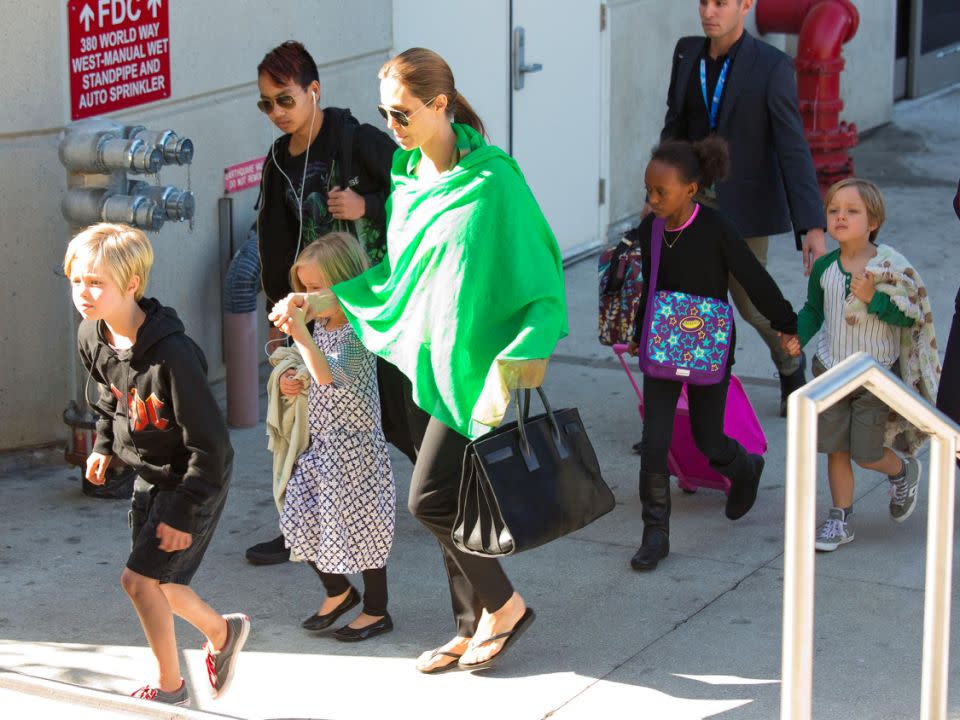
[{"left": 333, "top": 123, "right": 568, "bottom": 439}]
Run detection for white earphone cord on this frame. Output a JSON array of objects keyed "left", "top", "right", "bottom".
[
  {"left": 265, "top": 90, "right": 318, "bottom": 354},
  {"left": 269, "top": 89, "right": 318, "bottom": 264}
]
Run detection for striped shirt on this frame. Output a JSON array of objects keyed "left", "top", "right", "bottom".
[{"left": 797, "top": 248, "right": 914, "bottom": 369}]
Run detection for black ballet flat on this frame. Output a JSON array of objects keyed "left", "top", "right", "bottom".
[
  {"left": 332, "top": 613, "right": 394, "bottom": 642},
  {"left": 301, "top": 587, "right": 360, "bottom": 631}
]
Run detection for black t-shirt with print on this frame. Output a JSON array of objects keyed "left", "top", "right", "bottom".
[{"left": 258, "top": 106, "right": 397, "bottom": 306}]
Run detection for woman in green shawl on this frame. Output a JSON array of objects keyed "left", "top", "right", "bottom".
[{"left": 270, "top": 48, "right": 568, "bottom": 673}]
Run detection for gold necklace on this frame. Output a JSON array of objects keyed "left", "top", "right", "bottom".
[
  {"left": 663, "top": 225, "right": 687, "bottom": 249},
  {"left": 664, "top": 205, "right": 696, "bottom": 248}
]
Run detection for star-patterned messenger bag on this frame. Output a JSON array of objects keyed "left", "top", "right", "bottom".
[{"left": 638, "top": 216, "right": 733, "bottom": 385}]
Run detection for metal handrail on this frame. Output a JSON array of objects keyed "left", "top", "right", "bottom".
[{"left": 782, "top": 352, "right": 960, "bottom": 720}]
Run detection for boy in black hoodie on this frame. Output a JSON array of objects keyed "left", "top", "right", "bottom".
[{"left": 66, "top": 223, "right": 249, "bottom": 707}]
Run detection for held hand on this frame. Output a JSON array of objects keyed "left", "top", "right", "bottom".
[
  {"left": 498, "top": 358, "right": 549, "bottom": 391},
  {"left": 269, "top": 293, "right": 309, "bottom": 329},
  {"left": 850, "top": 271, "right": 876, "bottom": 304},
  {"left": 327, "top": 187, "right": 365, "bottom": 221},
  {"left": 85, "top": 452, "right": 111, "bottom": 485},
  {"left": 270, "top": 290, "right": 340, "bottom": 329},
  {"left": 278, "top": 304, "right": 313, "bottom": 345},
  {"left": 778, "top": 332, "right": 801, "bottom": 357},
  {"left": 626, "top": 341, "right": 640, "bottom": 357},
  {"left": 801, "top": 229, "right": 827, "bottom": 276},
  {"left": 156, "top": 522, "right": 193, "bottom": 553},
  {"left": 279, "top": 369, "right": 303, "bottom": 396}
]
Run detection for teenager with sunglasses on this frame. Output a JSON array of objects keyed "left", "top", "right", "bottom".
[
  {"left": 269, "top": 47, "right": 567, "bottom": 673},
  {"left": 246, "top": 41, "right": 414, "bottom": 568}
]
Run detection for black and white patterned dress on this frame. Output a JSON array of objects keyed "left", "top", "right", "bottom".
[{"left": 280, "top": 321, "right": 395, "bottom": 573}]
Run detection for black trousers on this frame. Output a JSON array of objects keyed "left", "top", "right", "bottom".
[
  {"left": 308, "top": 562, "right": 388, "bottom": 617},
  {"left": 639, "top": 371, "right": 739, "bottom": 474},
  {"left": 376, "top": 357, "right": 418, "bottom": 464},
  {"left": 401, "top": 392, "right": 514, "bottom": 638},
  {"left": 936, "top": 289, "right": 960, "bottom": 466}
]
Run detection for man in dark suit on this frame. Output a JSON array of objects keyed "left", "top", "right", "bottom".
[{"left": 655, "top": 0, "right": 826, "bottom": 417}]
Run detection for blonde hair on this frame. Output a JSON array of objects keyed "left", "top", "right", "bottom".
[
  {"left": 824, "top": 177, "right": 886, "bottom": 244},
  {"left": 63, "top": 223, "right": 154, "bottom": 300},
  {"left": 289, "top": 232, "right": 369, "bottom": 291}
]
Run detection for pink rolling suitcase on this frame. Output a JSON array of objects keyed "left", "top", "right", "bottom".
[{"left": 612, "top": 343, "right": 767, "bottom": 495}]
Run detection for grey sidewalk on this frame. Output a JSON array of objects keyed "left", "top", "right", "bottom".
[{"left": 1, "top": 87, "right": 958, "bottom": 720}]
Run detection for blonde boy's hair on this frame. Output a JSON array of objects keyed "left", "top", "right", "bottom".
[
  {"left": 64, "top": 223, "right": 154, "bottom": 300},
  {"left": 824, "top": 177, "right": 886, "bottom": 244},
  {"left": 289, "top": 232, "right": 369, "bottom": 291}
]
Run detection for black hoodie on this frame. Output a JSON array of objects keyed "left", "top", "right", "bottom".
[
  {"left": 256, "top": 106, "right": 397, "bottom": 305},
  {"left": 78, "top": 298, "right": 233, "bottom": 534}
]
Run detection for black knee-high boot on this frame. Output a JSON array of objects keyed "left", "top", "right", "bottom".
[
  {"left": 631, "top": 471, "right": 671, "bottom": 571},
  {"left": 712, "top": 445, "right": 765, "bottom": 520}
]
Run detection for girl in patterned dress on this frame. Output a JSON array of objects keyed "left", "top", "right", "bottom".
[{"left": 275, "top": 232, "right": 396, "bottom": 642}]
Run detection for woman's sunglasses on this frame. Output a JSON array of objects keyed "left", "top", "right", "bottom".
[
  {"left": 257, "top": 94, "right": 298, "bottom": 114},
  {"left": 377, "top": 97, "right": 436, "bottom": 127}
]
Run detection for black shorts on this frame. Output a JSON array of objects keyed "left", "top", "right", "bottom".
[{"left": 126, "top": 476, "right": 228, "bottom": 585}]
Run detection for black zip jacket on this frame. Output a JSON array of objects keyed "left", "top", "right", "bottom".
[
  {"left": 78, "top": 298, "right": 233, "bottom": 533},
  {"left": 256, "top": 106, "right": 396, "bottom": 305}
]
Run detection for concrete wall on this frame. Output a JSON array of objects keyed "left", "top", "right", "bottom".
[{"left": 0, "top": 0, "right": 392, "bottom": 449}]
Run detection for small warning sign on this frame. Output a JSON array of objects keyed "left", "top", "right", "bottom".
[
  {"left": 224, "top": 157, "right": 266, "bottom": 194},
  {"left": 67, "top": 0, "right": 171, "bottom": 120}
]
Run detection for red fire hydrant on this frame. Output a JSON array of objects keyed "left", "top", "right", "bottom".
[{"left": 757, "top": 0, "right": 860, "bottom": 195}]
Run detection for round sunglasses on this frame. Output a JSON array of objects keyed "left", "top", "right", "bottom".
[{"left": 377, "top": 97, "right": 436, "bottom": 127}]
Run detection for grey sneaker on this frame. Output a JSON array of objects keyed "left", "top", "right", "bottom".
[
  {"left": 889, "top": 456, "right": 921, "bottom": 523},
  {"left": 131, "top": 680, "right": 189, "bottom": 706},
  {"left": 815, "top": 508, "right": 854, "bottom": 552},
  {"left": 204, "top": 613, "right": 251, "bottom": 698}
]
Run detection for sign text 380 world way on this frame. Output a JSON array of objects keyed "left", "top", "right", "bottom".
[{"left": 68, "top": 0, "right": 171, "bottom": 120}]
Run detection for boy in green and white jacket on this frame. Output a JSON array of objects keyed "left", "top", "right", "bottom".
[{"left": 783, "top": 178, "right": 940, "bottom": 552}]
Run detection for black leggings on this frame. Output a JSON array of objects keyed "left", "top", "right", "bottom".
[
  {"left": 308, "top": 563, "right": 388, "bottom": 617},
  {"left": 639, "top": 371, "right": 739, "bottom": 474}
]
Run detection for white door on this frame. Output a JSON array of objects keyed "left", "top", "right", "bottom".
[
  {"left": 511, "top": 0, "right": 605, "bottom": 258},
  {"left": 392, "top": 1, "right": 511, "bottom": 147}
]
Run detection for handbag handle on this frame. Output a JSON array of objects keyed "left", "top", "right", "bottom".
[{"left": 514, "top": 387, "right": 569, "bottom": 467}]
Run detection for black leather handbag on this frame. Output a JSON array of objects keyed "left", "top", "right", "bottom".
[{"left": 452, "top": 388, "right": 614, "bottom": 557}]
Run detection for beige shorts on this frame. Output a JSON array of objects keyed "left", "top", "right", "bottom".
[{"left": 813, "top": 356, "right": 894, "bottom": 463}]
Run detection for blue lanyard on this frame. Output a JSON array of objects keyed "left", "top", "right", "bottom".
[{"left": 699, "top": 56, "right": 731, "bottom": 130}]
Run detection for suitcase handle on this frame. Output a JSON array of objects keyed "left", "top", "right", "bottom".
[{"left": 612, "top": 343, "right": 643, "bottom": 400}]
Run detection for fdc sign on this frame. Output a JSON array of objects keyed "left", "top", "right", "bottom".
[{"left": 67, "top": 0, "right": 171, "bottom": 120}]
